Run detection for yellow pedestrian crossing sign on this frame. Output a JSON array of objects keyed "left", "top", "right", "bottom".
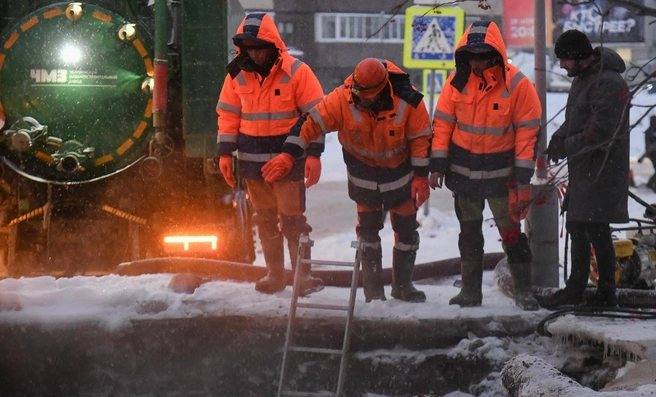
[{"left": 403, "top": 7, "right": 465, "bottom": 70}]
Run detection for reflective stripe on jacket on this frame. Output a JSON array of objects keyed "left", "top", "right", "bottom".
[
  {"left": 216, "top": 13, "right": 324, "bottom": 180},
  {"left": 282, "top": 60, "right": 432, "bottom": 208},
  {"left": 430, "top": 21, "right": 541, "bottom": 198}
]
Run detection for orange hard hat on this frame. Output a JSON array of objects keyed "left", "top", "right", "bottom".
[{"left": 351, "top": 58, "right": 389, "bottom": 99}]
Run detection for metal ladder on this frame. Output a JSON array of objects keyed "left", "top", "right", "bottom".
[{"left": 276, "top": 235, "right": 362, "bottom": 397}]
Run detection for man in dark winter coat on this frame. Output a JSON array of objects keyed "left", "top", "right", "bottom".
[{"left": 544, "top": 30, "right": 630, "bottom": 308}]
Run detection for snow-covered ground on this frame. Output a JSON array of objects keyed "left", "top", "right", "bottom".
[{"left": 1, "top": 89, "right": 655, "bottom": 397}]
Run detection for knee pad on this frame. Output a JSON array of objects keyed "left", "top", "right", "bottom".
[
  {"left": 394, "top": 231, "right": 419, "bottom": 252},
  {"left": 253, "top": 209, "right": 280, "bottom": 240},
  {"left": 280, "top": 214, "right": 312, "bottom": 241},
  {"left": 391, "top": 212, "right": 419, "bottom": 246},
  {"left": 357, "top": 211, "right": 384, "bottom": 243}
]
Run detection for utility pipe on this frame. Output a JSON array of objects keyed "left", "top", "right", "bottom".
[{"left": 153, "top": 0, "right": 168, "bottom": 130}]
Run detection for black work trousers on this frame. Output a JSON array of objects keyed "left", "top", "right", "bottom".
[{"left": 566, "top": 221, "right": 616, "bottom": 293}]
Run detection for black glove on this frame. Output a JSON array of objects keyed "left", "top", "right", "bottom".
[
  {"left": 512, "top": 166, "right": 533, "bottom": 185},
  {"left": 544, "top": 135, "right": 565, "bottom": 163}
]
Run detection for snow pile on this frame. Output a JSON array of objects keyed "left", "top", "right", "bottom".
[
  {"left": 356, "top": 334, "right": 595, "bottom": 397},
  {"left": 548, "top": 315, "right": 656, "bottom": 361},
  {"left": 501, "top": 353, "right": 656, "bottom": 396},
  {"left": 0, "top": 267, "right": 550, "bottom": 331}
]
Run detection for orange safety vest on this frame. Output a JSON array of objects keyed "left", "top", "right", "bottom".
[
  {"left": 216, "top": 13, "right": 324, "bottom": 180},
  {"left": 430, "top": 21, "right": 542, "bottom": 198},
  {"left": 283, "top": 60, "right": 432, "bottom": 208}
]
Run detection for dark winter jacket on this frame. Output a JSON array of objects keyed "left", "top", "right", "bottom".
[{"left": 550, "top": 47, "right": 630, "bottom": 224}]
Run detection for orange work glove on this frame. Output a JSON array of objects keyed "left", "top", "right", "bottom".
[
  {"left": 508, "top": 183, "right": 532, "bottom": 224},
  {"left": 219, "top": 156, "right": 236, "bottom": 187},
  {"left": 261, "top": 153, "right": 295, "bottom": 183},
  {"left": 304, "top": 156, "right": 321, "bottom": 188},
  {"left": 411, "top": 176, "right": 430, "bottom": 208}
]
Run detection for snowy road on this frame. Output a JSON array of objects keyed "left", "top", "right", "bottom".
[
  {"left": 305, "top": 179, "right": 458, "bottom": 240},
  {"left": 305, "top": 180, "right": 354, "bottom": 239}
]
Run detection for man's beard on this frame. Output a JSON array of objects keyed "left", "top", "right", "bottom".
[{"left": 566, "top": 61, "right": 583, "bottom": 77}]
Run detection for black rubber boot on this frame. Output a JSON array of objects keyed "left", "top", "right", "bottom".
[
  {"left": 508, "top": 262, "right": 539, "bottom": 311},
  {"left": 449, "top": 260, "right": 483, "bottom": 307},
  {"left": 539, "top": 287, "right": 585, "bottom": 309},
  {"left": 361, "top": 244, "right": 386, "bottom": 303},
  {"left": 255, "top": 233, "right": 286, "bottom": 294},
  {"left": 551, "top": 222, "right": 614, "bottom": 310},
  {"left": 391, "top": 248, "right": 425, "bottom": 302},
  {"left": 586, "top": 288, "right": 618, "bottom": 308},
  {"left": 288, "top": 238, "right": 324, "bottom": 297},
  {"left": 503, "top": 233, "right": 538, "bottom": 310}
]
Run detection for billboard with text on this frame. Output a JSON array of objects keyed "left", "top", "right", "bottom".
[
  {"left": 552, "top": 0, "right": 644, "bottom": 43},
  {"left": 503, "top": 0, "right": 535, "bottom": 47}
]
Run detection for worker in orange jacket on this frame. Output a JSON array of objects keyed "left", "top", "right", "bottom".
[
  {"left": 429, "top": 21, "right": 542, "bottom": 311},
  {"left": 262, "top": 58, "right": 432, "bottom": 303},
  {"left": 216, "top": 13, "right": 324, "bottom": 295}
]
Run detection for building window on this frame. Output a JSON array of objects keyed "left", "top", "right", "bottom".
[
  {"left": 277, "top": 22, "right": 294, "bottom": 35},
  {"left": 320, "top": 14, "right": 336, "bottom": 40},
  {"left": 315, "top": 13, "right": 405, "bottom": 43}
]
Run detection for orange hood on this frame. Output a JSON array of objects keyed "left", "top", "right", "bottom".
[
  {"left": 451, "top": 21, "right": 509, "bottom": 92},
  {"left": 232, "top": 13, "right": 286, "bottom": 55},
  {"left": 227, "top": 13, "right": 298, "bottom": 78}
]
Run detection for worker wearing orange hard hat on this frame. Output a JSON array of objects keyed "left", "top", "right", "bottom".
[{"left": 262, "top": 58, "right": 432, "bottom": 303}]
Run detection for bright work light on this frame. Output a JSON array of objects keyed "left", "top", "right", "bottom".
[{"left": 60, "top": 44, "right": 83, "bottom": 64}]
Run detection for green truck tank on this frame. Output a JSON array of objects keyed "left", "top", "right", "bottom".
[{"left": 0, "top": 1, "right": 255, "bottom": 276}]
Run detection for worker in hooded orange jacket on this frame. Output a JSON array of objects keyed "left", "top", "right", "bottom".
[
  {"left": 216, "top": 13, "right": 325, "bottom": 296},
  {"left": 262, "top": 58, "right": 432, "bottom": 303},
  {"left": 429, "top": 21, "right": 542, "bottom": 311}
]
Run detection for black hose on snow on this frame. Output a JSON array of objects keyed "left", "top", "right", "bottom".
[{"left": 537, "top": 306, "right": 656, "bottom": 337}]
